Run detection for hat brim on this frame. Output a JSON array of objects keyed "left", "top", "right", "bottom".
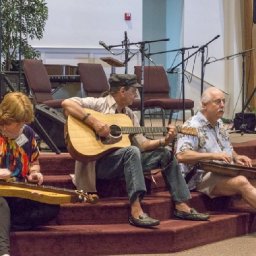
[{"left": 131, "top": 82, "right": 142, "bottom": 88}]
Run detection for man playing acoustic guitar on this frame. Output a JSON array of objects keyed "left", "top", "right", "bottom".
[
  {"left": 0, "top": 92, "right": 60, "bottom": 256},
  {"left": 62, "top": 73, "right": 209, "bottom": 228},
  {"left": 176, "top": 87, "right": 256, "bottom": 208}
]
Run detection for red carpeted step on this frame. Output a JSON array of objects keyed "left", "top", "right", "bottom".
[
  {"left": 47, "top": 191, "right": 223, "bottom": 225},
  {"left": 39, "top": 152, "right": 75, "bottom": 175},
  {"left": 57, "top": 193, "right": 173, "bottom": 225},
  {"left": 43, "top": 174, "right": 75, "bottom": 189},
  {"left": 10, "top": 212, "right": 253, "bottom": 256},
  {"left": 25, "top": 141, "right": 256, "bottom": 256},
  {"left": 232, "top": 140, "right": 256, "bottom": 160}
]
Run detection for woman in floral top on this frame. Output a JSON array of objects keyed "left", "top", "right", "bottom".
[{"left": 0, "top": 92, "right": 59, "bottom": 256}]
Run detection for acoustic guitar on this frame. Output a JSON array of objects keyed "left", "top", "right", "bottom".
[{"left": 65, "top": 108, "right": 197, "bottom": 162}]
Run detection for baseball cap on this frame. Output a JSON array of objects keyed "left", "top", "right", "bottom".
[{"left": 109, "top": 74, "right": 141, "bottom": 88}]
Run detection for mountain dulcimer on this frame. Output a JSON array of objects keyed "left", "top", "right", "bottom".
[{"left": 0, "top": 180, "right": 98, "bottom": 204}]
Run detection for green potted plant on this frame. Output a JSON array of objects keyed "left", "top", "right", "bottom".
[{"left": 1, "top": 0, "right": 48, "bottom": 71}]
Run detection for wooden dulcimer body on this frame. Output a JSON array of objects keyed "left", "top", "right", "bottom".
[
  {"left": 0, "top": 180, "right": 98, "bottom": 204},
  {"left": 197, "top": 161, "right": 256, "bottom": 179}
]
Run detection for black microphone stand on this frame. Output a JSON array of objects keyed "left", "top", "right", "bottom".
[
  {"left": 136, "top": 39, "right": 170, "bottom": 126},
  {"left": 199, "top": 35, "right": 220, "bottom": 95},
  {"left": 168, "top": 35, "right": 220, "bottom": 97},
  {"left": 155, "top": 46, "right": 199, "bottom": 122},
  {"left": 104, "top": 37, "right": 170, "bottom": 125},
  {"left": 123, "top": 31, "right": 129, "bottom": 74},
  {"left": 243, "top": 86, "right": 256, "bottom": 113},
  {"left": 205, "top": 48, "right": 255, "bottom": 133}
]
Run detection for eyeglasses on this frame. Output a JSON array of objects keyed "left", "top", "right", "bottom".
[{"left": 212, "top": 98, "right": 225, "bottom": 105}]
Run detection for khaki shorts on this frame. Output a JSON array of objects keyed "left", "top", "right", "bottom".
[{"left": 196, "top": 171, "right": 231, "bottom": 198}]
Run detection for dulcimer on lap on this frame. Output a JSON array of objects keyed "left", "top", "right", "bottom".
[
  {"left": 0, "top": 180, "right": 98, "bottom": 204},
  {"left": 197, "top": 161, "right": 256, "bottom": 179}
]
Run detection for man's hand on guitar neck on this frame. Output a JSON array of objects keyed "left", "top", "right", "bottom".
[{"left": 164, "top": 125, "right": 177, "bottom": 146}]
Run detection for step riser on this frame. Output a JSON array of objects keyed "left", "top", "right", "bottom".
[
  {"left": 10, "top": 213, "right": 253, "bottom": 256},
  {"left": 51, "top": 192, "right": 212, "bottom": 225}
]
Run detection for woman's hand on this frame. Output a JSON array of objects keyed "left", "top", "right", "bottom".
[
  {"left": 27, "top": 172, "right": 44, "bottom": 185},
  {"left": 0, "top": 168, "right": 11, "bottom": 180}
]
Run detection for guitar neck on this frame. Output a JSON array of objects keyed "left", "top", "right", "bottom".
[
  {"left": 120, "top": 124, "right": 194, "bottom": 136},
  {"left": 121, "top": 126, "right": 168, "bottom": 134}
]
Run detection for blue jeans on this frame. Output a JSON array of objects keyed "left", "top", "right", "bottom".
[{"left": 96, "top": 146, "right": 191, "bottom": 204}]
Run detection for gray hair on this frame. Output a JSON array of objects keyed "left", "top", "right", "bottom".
[{"left": 200, "top": 87, "right": 222, "bottom": 110}]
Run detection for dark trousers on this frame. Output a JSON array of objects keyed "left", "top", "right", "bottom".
[{"left": 0, "top": 197, "right": 59, "bottom": 255}]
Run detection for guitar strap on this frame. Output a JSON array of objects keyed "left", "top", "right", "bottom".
[{"left": 185, "top": 165, "right": 197, "bottom": 184}]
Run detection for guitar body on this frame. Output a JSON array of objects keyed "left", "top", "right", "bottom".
[{"left": 66, "top": 109, "right": 133, "bottom": 162}]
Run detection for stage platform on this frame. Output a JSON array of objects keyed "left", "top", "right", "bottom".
[{"left": 9, "top": 129, "right": 256, "bottom": 255}]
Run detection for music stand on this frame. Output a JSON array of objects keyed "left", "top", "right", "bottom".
[{"left": 100, "top": 57, "right": 124, "bottom": 74}]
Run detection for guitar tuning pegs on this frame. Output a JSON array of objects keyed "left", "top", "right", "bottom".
[{"left": 84, "top": 193, "right": 99, "bottom": 204}]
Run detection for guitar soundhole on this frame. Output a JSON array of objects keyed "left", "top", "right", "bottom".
[{"left": 110, "top": 125, "right": 122, "bottom": 137}]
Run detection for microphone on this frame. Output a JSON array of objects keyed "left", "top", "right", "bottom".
[{"left": 99, "top": 41, "right": 111, "bottom": 52}]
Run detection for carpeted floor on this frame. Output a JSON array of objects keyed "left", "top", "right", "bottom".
[
  {"left": 118, "top": 128, "right": 256, "bottom": 256},
  {"left": 119, "top": 232, "right": 256, "bottom": 256}
]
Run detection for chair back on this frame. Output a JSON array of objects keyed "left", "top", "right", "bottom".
[
  {"left": 23, "top": 59, "right": 53, "bottom": 103},
  {"left": 78, "top": 63, "right": 110, "bottom": 97},
  {"left": 134, "top": 66, "right": 170, "bottom": 100}
]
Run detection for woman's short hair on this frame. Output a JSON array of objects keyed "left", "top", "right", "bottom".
[{"left": 0, "top": 92, "right": 34, "bottom": 125}]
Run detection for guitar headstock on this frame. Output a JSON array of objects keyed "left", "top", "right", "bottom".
[
  {"left": 76, "top": 190, "right": 99, "bottom": 204},
  {"left": 176, "top": 125, "right": 198, "bottom": 136}
]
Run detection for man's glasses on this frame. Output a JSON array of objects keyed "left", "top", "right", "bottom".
[{"left": 212, "top": 98, "right": 225, "bottom": 105}]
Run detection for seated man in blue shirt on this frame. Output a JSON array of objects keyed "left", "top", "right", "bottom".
[{"left": 176, "top": 87, "right": 255, "bottom": 208}]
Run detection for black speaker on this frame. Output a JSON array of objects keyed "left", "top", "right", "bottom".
[
  {"left": 31, "top": 104, "right": 67, "bottom": 152},
  {"left": 233, "top": 112, "right": 256, "bottom": 132}
]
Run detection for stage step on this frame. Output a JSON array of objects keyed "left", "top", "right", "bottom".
[
  {"left": 8, "top": 142, "right": 256, "bottom": 256},
  {"left": 11, "top": 212, "right": 255, "bottom": 256}
]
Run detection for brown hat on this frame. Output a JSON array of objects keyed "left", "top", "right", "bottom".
[{"left": 109, "top": 74, "right": 141, "bottom": 88}]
